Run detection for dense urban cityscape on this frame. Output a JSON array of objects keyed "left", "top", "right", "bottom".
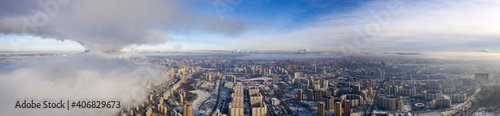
[
  {"left": 4, "top": 51, "right": 499, "bottom": 116},
  {"left": 2, "top": 0, "right": 500, "bottom": 116}
]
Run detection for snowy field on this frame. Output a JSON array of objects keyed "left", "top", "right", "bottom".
[
  {"left": 190, "top": 90, "right": 211, "bottom": 116},
  {"left": 473, "top": 112, "right": 496, "bottom": 116}
]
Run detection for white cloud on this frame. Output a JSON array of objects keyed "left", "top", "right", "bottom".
[
  {"left": 0, "top": 53, "right": 168, "bottom": 115},
  {"left": 229, "top": 0, "right": 500, "bottom": 52},
  {"left": 0, "top": 0, "right": 252, "bottom": 53}
]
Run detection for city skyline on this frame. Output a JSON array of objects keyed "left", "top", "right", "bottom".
[{"left": 1, "top": 0, "right": 500, "bottom": 116}]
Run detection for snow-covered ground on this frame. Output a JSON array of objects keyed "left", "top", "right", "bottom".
[
  {"left": 244, "top": 77, "right": 272, "bottom": 81},
  {"left": 190, "top": 90, "right": 211, "bottom": 115},
  {"left": 350, "top": 112, "right": 362, "bottom": 116},
  {"left": 404, "top": 104, "right": 412, "bottom": 112},
  {"left": 441, "top": 110, "right": 456, "bottom": 116},
  {"left": 417, "top": 111, "right": 442, "bottom": 116},
  {"left": 473, "top": 111, "right": 496, "bottom": 116}
]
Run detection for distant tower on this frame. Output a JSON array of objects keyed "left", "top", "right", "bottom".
[
  {"left": 307, "top": 89, "right": 314, "bottom": 101},
  {"left": 327, "top": 96, "right": 335, "bottom": 110},
  {"left": 207, "top": 74, "right": 212, "bottom": 81},
  {"left": 323, "top": 80, "right": 328, "bottom": 89},
  {"left": 334, "top": 102, "right": 342, "bottom": 116},
  {"left": 380, "top": 70, "right": 386, "bottom": 79},
  {"left": 344, "top": 100, "right": 351, "bottom": 115},
  {"left": 297, "top": 89, "right": 303, "bottom": 101},
  {"left": 149, "top": 95, "right": 154, "bottom": 102},
  {"left": 388, "top": 85, "right": 399, "bottom": 96},
  {"left": 318, "top": 102, "right": 325, "bottom": 116},
  {"left": 295, "top": 72, "right": 303, "bottom": 78},
  {"left": 353, "top": 83, "right": 361, "bottom": 94},
  {"left": 183, "top": 103, "right": 192, "bottom": 116},
  {"left": 366, "top": 79, "right": 374, "bottom": 88},
  {"left": 146, "top": 108, "right": 152, "bottom": 116},
  {"left": 228, "top": 76, "right": 236, "bottom": 83},
  {"left": 179, "top": 93, "right": 184, "bottom": 104},
  {"left": 181, "top": 74, "right": 187, "bottom": 83},
  {"left": 314, "top": 90, "right": 323, "bottom": 101}
]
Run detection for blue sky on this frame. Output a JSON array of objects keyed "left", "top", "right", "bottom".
[{"left": 1, "top": 0, "right": 500, "bottom": 52}]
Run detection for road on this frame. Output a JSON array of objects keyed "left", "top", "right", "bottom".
[
  {"left": 209, "top": 75, "right": 224, "bottom": 116},
  {"left": 367, "top": 79, "right": 386, "bottom": 115}
]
